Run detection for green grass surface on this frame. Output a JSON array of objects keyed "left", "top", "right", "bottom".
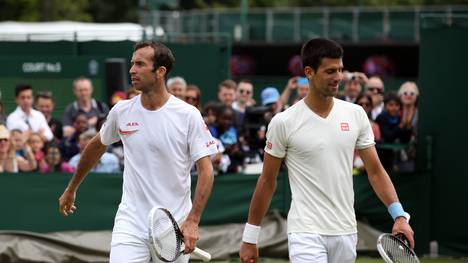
[{"left": 213, "top": 257, "right": 468, "bottom": 262}]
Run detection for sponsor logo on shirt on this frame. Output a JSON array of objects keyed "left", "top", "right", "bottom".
[
  {"left": 206, "top": 140, "right": 216, "bottom": 147},
  {"left": 118, "top": 128, "right": 138, "bottom": 136},
  {"left": 126, "top": 122, "right": 139, "bottom": 127},
  {"left": 266, "top": 141, "right": 273, "bottom": 150},
  {"left": 340, "top": 122, "right": 350, "bottom": 131}
]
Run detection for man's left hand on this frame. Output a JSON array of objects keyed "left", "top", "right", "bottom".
[
  {"left": 392, "top": 217, "right": 415, "bottom": 249},
  {"left": 180, "top": 219, "right": 199, "bottom": 254}
]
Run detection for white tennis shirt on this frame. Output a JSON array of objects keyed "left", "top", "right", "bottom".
[
  {"left": 265, "top": 98, "right": 375, "bottom": 235},
  {"left": 100, "top": 95, "right": 218, "bottom": 239}
]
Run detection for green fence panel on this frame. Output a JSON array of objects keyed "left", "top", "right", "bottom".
[
  {"left": 329, "top": 11, "right": 354, "bottom": 41},
  {"left": 272, "top": 12, "right": 295, "bottom": 42},
  {"left": 419, "top": 15, "right": 468, "bottom": 257},
  {"left": 300, "top": 12, "right": 324, "bottom": 40},
  {"left": 389, "top": 11, "right": 416, "bottom": 41},
  {"left": 358, "top": 11, "right": 384, "bottom": 41}
]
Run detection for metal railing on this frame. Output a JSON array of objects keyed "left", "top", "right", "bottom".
[{"left": 140, "top": 5, "right": 468, "bottom": 43}]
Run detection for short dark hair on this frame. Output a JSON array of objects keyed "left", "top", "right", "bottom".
[
  {"left": 301, "top": 38, "right": 343, "bottom": 72},
  {"left": 15, "top": 84, "right": 32, "bottom": 97},
  {"left": 34, "top": 90, "right": 53, "bottom": 103},
  {"left": 384, "top": 92, "right": 402, "bottom": 107},
  {"left": 134, "top": 40, "right": 175, "bottom": 77}
]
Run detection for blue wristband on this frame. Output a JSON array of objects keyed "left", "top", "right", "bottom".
[{"left": 388, "top": 202, "right": 406, "bottom": 221}]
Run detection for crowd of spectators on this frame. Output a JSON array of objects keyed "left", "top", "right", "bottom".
[{"left": 0, "top": 72, "right": 418, "bottom": 175}]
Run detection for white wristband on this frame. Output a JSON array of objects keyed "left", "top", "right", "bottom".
[{"left": 242, "top": 223, "right": 261, "bottom": 244}]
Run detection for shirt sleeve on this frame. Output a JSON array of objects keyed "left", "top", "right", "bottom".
[
  {"left": 356, "top": 107, "right": 376, "bottom": 149},
  {"left": 264, "top": 114, "right": 287, "bottom": 158},
  {"left": 40, "top": 114, "right": 54, "bottom": 141},
  {"left": 62, "top": 104, "right": 74, "bottom": 127},
  {"left": 99, "top": 104, "right": 120, "bottom": 146},
  {"left": 187, "top": 109, "right": 218, "bottom": 162}
]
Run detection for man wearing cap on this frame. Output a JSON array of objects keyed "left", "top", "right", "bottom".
[
  {"left": 365, "top": 76, "right": 385, "bottom": 120},
  {"left": 261, "top": 87, "right": 282, "bottom": 115}
]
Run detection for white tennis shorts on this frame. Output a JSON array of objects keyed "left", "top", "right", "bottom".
[
  {"left": 288, "top": 232, "right": 358, "bottom": 263},
  {"left": 109, "top": 232, "right": 189, "bottom": 263}
]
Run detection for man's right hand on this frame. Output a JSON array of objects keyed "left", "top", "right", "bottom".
[
  {"left": 59, "top": 188, "right": 77, "bottom": 216},
  {"left": 239, "top": 242, "right": 258, "bottom": 263}
]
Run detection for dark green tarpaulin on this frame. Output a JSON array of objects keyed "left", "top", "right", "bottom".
[{"left": 0, "top": 172, "right": 431, "bottom": 255}]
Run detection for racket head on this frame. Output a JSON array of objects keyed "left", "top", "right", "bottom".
[
  {"left": 377, "top": 233, "right": 420, "bottom": 263},
  {"left": 148, "top": 207, "right": 184, "bottom": 262}
]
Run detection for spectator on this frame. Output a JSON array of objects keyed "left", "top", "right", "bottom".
[
  {"left": 40, "top": 143, "right": 74, "bottom": 173},
  {"left": 185, "top": 84, "right": 202, "bottom": 111},
  {"left": 280, "top": 76, "right": 309, "bottom": 107},
  {"left": 28, "top": 132, "right": 47, "bottom": 172},
  {"left": 6, "top": 84, "right": 54, "bottom": 142},
  {"left": 398, "top": 81, "right": 419, "bottom": 172},
  {"left": 261, "top": 86, "right": 283, "bottom": 116},
  {"left": 232, "top": 79, "right": 255, "bottom": 113},
  {"left": 398, "top": 81, "right": 419, "bottom": 133},
  {"left": 203, "top": 101, "right": 221, "bottom": 134},
  {"left": 60, "top": 113, "right": 89, "bottom": 161},
  {"left": 217, "top": 79, "right": 237, "bottom": 107},
  {"left": 9, "top": 129, "right": 37, "bottom": 172},
  {"left": 375, "top": 92, "right": 413, "bottom": 170},
  {"left": 34, "top": 91, "right": 63, "bottom": 141},
  {"left": 62, "top": 77, "right": 109, "bottom": 138},
  {"left": 126, "top": 87, "right": 141, "bottom": 99},
  {"left": 0, "top": 102, "right": 6, "bottom": 125},
  {"left": 339, "top": 71, "right": 367, "bottom": 103},
  {"left": 365, "top": 76, "right": 385, "bottom": 120},
  {"left": 0, "top": 125, "right": 18, "bottom": 173},
  {"left": 211, "top": 106, "right": 243, "bottom": 173},
  {"left": 353, "top": 93, "right": 382, "bottom": 173},
  {"left": 166, "top": 76, "right": 187, "bottom": 100},
  {"left": 69, "top": 130, "right": 120, "bottom": 173},
  {"left": 110, "top": 91, "right": 127, "bottom": 107}
]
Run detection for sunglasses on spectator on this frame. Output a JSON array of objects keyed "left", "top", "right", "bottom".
[
  {"left": 239, "top": 89, "right": 252, "bottom": 95},
  {"left": 0, "top": 138, "right": 8, "bottom": 142},
  {"left": 403, "top": 91, "right": 416, "bottom": 97},
  {"left": 368, "top": 87, "right": 383, "bottom": 94},
  {"left": 185, "top": 96, "right": 199, "bottom": 102}
]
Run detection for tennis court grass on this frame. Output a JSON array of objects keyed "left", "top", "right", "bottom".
[{"left": 213, "top": 257, "right": 468, "bottom": 262}]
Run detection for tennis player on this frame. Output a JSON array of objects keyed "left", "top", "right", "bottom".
[
  {"left": 59, "top": 41, "right": 218, "bottom": 263},
  {"left": 239, "top": 38, "right": 414, "bottom": 263}
]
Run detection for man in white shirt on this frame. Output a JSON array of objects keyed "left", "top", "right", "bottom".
[
  {"left": 6, "top": 84, "right": 53, "bottom": 142},
  {"left": 59, "top": 41, "right": 218, "bottom": 263},
  {"left": 239, "top": 38, "right": 414, "bottom": 263}
]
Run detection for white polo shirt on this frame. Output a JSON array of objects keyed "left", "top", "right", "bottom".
[
  {"left": 100, "top": 95, "right": 218, "bottom": 240},
  {"left": 265, "top": 98, "right": 375, "bottom": 235},
  {"left": 6, "top": 107, "right": 54, "bottom": 141}
]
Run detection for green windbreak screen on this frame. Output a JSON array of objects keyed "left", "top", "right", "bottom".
[{"left": 419, "top": 15, "right": 468, "bottom": 257}]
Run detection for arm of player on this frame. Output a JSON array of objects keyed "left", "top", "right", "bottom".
[
  {"left": 359, "top": 146, "right": 415, "bottom": 248},
  {"left": 240, "top": 153, "right": 283, "bottom": 263},
  {"left": 58, "top": 132, "right": 107, "bottom": 216},
  {"left": 181, "top": 155, "right": 214, "bottom": 254}
]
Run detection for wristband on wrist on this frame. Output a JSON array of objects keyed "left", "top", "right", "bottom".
[
  {"left": 388, "top": 202, "right": 408, "bottom": 221},
  {"left": 242, "top": 223, "right": 261, "bottom": 244}
]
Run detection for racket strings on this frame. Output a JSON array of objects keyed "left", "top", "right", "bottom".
[
  {"left": 381, "top": 235, "right": 418, "bottom": 263},
  {"left": 151, "top": 210, "right": 182, "bottom": 261}
]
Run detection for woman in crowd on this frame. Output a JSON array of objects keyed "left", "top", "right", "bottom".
[
  {"left": 0, "top": 125, "right": 18, "bottom": 173},
  {"left": 41, "top": 143, "right": 74, "bottom": 173}
]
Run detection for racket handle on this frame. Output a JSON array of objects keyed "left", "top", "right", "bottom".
[{"left": 193, "top": 247, "right": 211, "bottom": 262}]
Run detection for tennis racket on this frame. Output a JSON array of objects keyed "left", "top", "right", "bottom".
[
  {"left": 377, "top": 233, "right": 420, "bottom": 263},
  {"left": 148, "top": 207, "right": 211, "bottom": 262}
]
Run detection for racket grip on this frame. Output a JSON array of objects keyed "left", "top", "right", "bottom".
[{"left": 193, "top": 247, "right": 211, "bottom": 262}]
